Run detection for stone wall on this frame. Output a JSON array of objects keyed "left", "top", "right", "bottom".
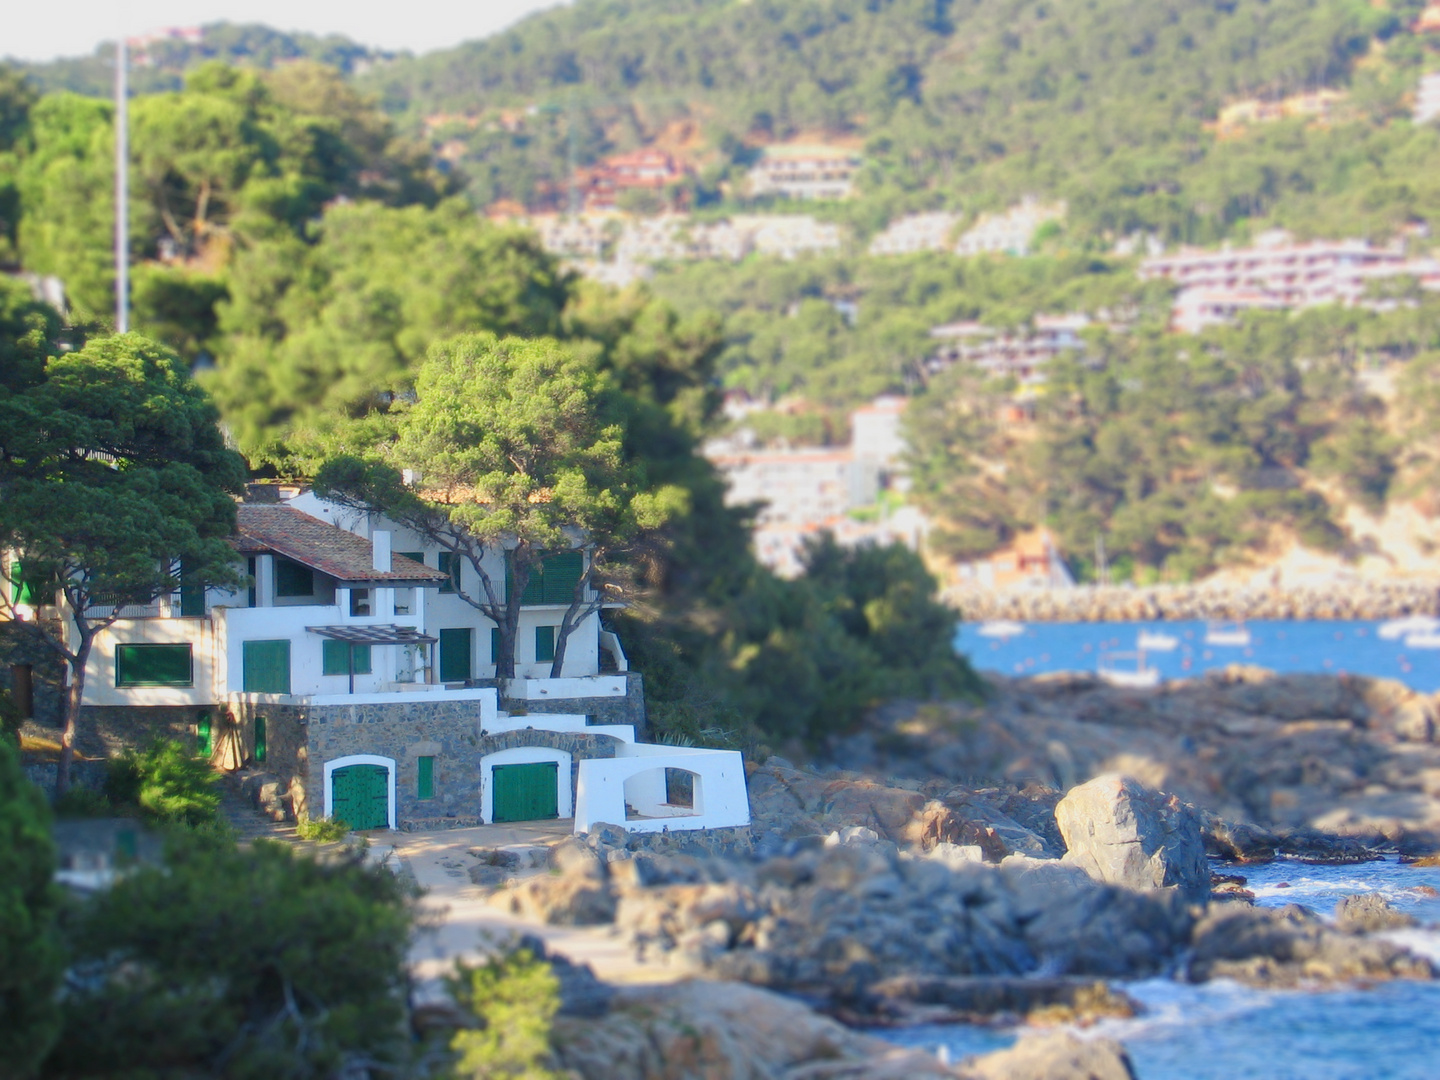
[
  {"left": 0, "top": 623, "right": 66, "bottom": 727},
  {"left": 72, "top": 704, "right": 219, "bottom": 761}
]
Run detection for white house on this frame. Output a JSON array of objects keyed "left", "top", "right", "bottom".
[{"left": 13, "top": 486, "right": 749, "bottom": 836}]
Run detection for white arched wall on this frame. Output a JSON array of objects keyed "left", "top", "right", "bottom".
[
  {"left": 480, "top": 747, "right": 573, "bottom": 824},
  {"left": 623, "top": 766, "right": 704, "bottom": 819},
  {"left": 323, "top": 753, "right": 398, "bottom": 831},
  {"left": 574, "top": 747, "right": 749, "bottom": 834}
]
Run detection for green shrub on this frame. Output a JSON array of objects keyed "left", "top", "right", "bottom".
[
  {"left": 446, "top": 946, "right": 566, "bottom": 1080},
  {"left": 0, "top": 687, "right": 21, "bottom": 746},
  {"left": 296, "top": 816, "right": 350, "bottom": 843},
  {"left": 53, "top": 785, "right": 112, "bottom": 818},
  {"left": 104, "top": 739, "right": 220, "bottom": 826},
  {"left": 45, "top": 839, "right": 417, "bottom": 1078}
]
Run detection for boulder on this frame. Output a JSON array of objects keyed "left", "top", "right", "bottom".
[
  {"left": 960, "top": 1031, "right": 1137, "bottom": 1080},
  {"left": 1203, "top": 819, "right": 1279, "bottom": 863},
  {"left": 489, "top": 873, "right": 617, "bottom": 926},
  {"left": 1187, "top": 903, "right": 1435, "bottom": 987},
  {"left": 867, "top": 974, "right": 1137, "bottom": 1025},
  {"left": 1056, "top": 774, "right": 1210, "bottom": 900},
  {"left": 1334, "top": 892, "right": 1417, "bottom": 933}
]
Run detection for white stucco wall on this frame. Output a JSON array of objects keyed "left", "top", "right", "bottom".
[
  {"left": 82, "top": 617, "right": 219, "bottom": 707},
  {"left": 507, "top": 676, "right": 628, "bottom": 700},
  {"left": 573, "top": 746, "right": 750, "bottom": 834},
  {"left": 479, "top": 746, "right": 574, "bottom": 823}
]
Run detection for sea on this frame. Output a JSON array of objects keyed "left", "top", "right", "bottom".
[{"left": 913, "top": 617, "right": 1440, "bottom": 1077}]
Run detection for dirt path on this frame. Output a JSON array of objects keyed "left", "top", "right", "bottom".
[{"left": 391, "top": 823, "right": 685, "bottom": 987}]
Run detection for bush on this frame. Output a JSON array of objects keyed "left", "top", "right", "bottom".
[
  {"left": 446, "top": 946, "right": 566, "bottom": 1080},
  {"left": 53, "top": 785, "right": 112, "bottom": 818},
  {"left": 104, "top": 739, "right": 221, "bottom": 826},
  {"left": 0, "top": 737, "right": 64, "bottom": 1077},
  {"left": 296, "top": 815, "right": 351, "bottom": 843},
  {"left": 44, "top": 839, "right": 417, "bottom": 1078}
]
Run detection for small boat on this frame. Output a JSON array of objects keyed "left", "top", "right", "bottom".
[
  {"left": 1379, "top": 615, "right": 1440, "bottom": 641},
  {"left": 977, "top": 620, "right": 1026, "bottom": 638},
  {"left": 1098, "top": 650, "right": 1161, "bottom": 688},
  {"left": 1205, "top": 620, "right": 1251, "bottom": 647},
  {"left": 1137, "top": 630, "right": 1179, "bottom": 652},
  {"left": 1403, "top": 630, "right": 1440, "bottom": 649}
]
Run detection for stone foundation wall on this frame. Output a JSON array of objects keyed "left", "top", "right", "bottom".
[
  {"left": 74, "top": 704, "right": 218, "bottom": 761},
  {"left": 0, "top": 623, "right": 67, "bottom": 727}
]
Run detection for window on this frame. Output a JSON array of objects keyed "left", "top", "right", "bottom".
[
  {"left": 242, "top": 640, "right": 291, "bottom": 694},
  {"left": 247, "top": 557, "right": 257, "bottom": 607},
  {"left": 349, "top": 589, "right": 371, "bottom": 617},
  {"left": 274, "top": 558, "right": 314, "bottom": 598},
  {"left": 322, "top": 640, "right": 372, "bottom": 676},
  {"left": 115, "top": 644, "right": 193, "bottom": 687},
  {"left": 438, "top": 628, "right": 472, "bottom": 682},
  {"left": 535, "top": 625, "right": 556, "bottom": 663},
  {"left": 511, "top": 551, "right": 584, "bottom": 606},
  {"left": 417, "top": 756, "right": 435, "bottom": 800},
  {"left": 397, "top": 551, "right": 426, "bottom": 567},
  {"left": 438, "top": 552, "right": 461, "bottom": 594}
]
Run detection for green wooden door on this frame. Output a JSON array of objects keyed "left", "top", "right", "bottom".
[
  {"left": 491, "top": 762, "right": 559, "bottom": 823},
  {"left": 242, "top": 639, "right": 290, "bottom": 694},
  {"left": 331, "top": 764, "right": 389, "bottom": 830}
]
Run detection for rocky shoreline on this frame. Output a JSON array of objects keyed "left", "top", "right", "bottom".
[{"left": 944, "top": 579, "right": 1440, "bottom": 623}]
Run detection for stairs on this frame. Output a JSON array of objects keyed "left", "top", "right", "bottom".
[{"left": 217, "top": 774, "right": 299, "bottom": 845}]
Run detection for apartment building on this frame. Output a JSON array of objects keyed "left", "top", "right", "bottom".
[
  {"left": 746, "top": 144, "right": 862, "bottom": 201},
  {"left": 928, "top": 314, "right": 1091, "bottom": 381},
  {"left": 1416, "top": 72, "right": 1440, "bottom": 125},
  {"left": 868, "top": 212, "right": 963, "bottom": 256},
  {"left": 954, "top": 199, "right": 1066, "bottom": 257}
]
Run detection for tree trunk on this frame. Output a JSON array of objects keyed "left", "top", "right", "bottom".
[
  {"left": 496, "top": 551, "right": 530, "bottom": 681},
  {"left": 55, "top": 635, "right": 92, "bottom": 798}
]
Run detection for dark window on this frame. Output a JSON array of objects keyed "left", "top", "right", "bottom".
[
  {"left": 438, "top": 628, "right": 472, "bottom": 682},
  {"left": 242, "top": 640, "right": 291, "bottom": 694},
  {"left": 349, "top": 589, "right": 371, "bottom": 616},
  {"left": 535, "top": 625, "right": 556, "bottom": 663},
  {"left": 397, "top": 551, "right": 426, "bottom": 567},
  {"left": 322, "top": 640, "right": 372, "bottom": 676},
  {"left": 438, "top": 552, "right": 461, "bottom": 594},
  {"left": 510, "top": 551, "right": 584, "bottom": 606},
  {"left": 417, "top": 756, "right": 435, "bottom": 800},
  {"left": 490, "top": 627, "right": 501, "bottom": 662},
  {"left": 247, "top": 557, "right": 257, "bottom": 607},
  {"left": 116, "top": 644, "right": 194, "bottom": 687},
  {"left": 274, "top": 558, "right": 315, "bottom": 598}
]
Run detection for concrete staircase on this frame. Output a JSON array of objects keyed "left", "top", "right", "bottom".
[{"left": 217, "top": 774, "right": 299, "bottom": 845}]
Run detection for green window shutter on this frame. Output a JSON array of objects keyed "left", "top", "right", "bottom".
[
  {"left": 417, "top": 756, "right": 435, "bottom": 800},
  {"left": 242, "top": 640, "right": 291, "bottom": 694},
  {"left": 196, "top": 711, "right": 212, "bottom": 757},
  {"left": 438, "top": 552, "right": 461, "bottom": 594},
  {"left": 179, "top": 557, "right": 205, "bottom": 617},
  {"left": 116, "top": 644, "right": 194, "bottom": 687},
  {"left": 542, "top": 552, "right": 583, "bottom": 604},
  {"left": 397, "top": 551, "right": 425, "bottom": 567},
  {"left": 274, "top": 558, "right": 314, "bottom": 598},
  {"left": 254, "top": 715, "right": 267, "bottom": 763},
  {"left": 322, "top": 640, "right": 372, "bottom": 676},
  {"left": 490, "top": 627, "right": 500, "bottom": 663},
  {"left": 535, "top": 625, "right": 556, "bottom": 663},
  {"left": 438, "top": 628, "right": 472, "bottom": 682},
  {"left": 10, "top": 561, "right": 45, "bottom": 606}
]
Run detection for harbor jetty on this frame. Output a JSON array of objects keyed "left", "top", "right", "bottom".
[{"left": 946, "top": 579, "right": 1440, "bottom": 623}]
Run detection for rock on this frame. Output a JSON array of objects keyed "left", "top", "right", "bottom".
[
  {"left": 547, "top": 837, "right": 607, "bottom": 879},
  {"left": 583, "top": 822, "right": 631, "bottom": 850},
  {"left": 1056, "top": 774, "right": 1210, "bottom": 900},
  {"left": 961, "top": 1031, "right": 1137, "bottom": 1080},
  {"left": 820, "top": 778, "right": 926, "bottom": 842},
  {"left": 1334, "top": 892, "right": 1417, "bottom": 933},
  {"left": 1204, "top": 819, "right": 1279, "bottom": 862},
  {"left": 926, "top": 842, "right": 986, "bottom": 869},
  {"left": 552, "top": 980, "right": 964, "bottom": 1080},
  {"left": 1274, "top": 828, "right": 1379, "bottom": 865},
  {"left": 866, "top": 974, "right": 1137, "bottom": 1025},
  {"left": 1187, "top": 903, "right": 1435, "bottom": 987},
  {"left": 490, "top": 873, "right": 617, "bottom": 926}
]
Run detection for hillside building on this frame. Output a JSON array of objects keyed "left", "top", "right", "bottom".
[
  {"left": 928, "top": 314, "right": 1091, "bottom": 382},
  {"left": 868, "top": 212, "right": 963, "bottom": 256},
  {"left": 1416, "top": 72, "right": 1440, "bottom": 124},
  {"left": 746, "top": 144, "right": 862, "bottom": 201}
]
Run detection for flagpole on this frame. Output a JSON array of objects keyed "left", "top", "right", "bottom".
[{"left": 115, "top": 33, "right": 129, "bottom": 333}]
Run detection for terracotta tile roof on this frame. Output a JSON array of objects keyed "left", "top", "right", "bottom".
[{"left": 234, "top": 505, "right": 448, "bottom": 585}]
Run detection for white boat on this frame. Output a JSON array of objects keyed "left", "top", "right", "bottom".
[
  {"left": 1403, "top": 630, "right": 1440, "bottom": 649},
  {"left": 977, "top": 620, "right": 1026, "bottom": 638},
  {"left": 1379, "top": 615, "right": 1440, "bottom": 641},
  {"left": 1098, "top": 650, "right": 1161, "bottom": 688},
  {"left": 1137, "top": 630, "right": 1179, "bottom": 652},
  {"left": 1205, "top": 620, "right": 1251, "bottom": 648}
]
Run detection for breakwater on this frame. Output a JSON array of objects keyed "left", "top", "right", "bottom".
[{"left": 944, "top": 579, "right": 1440, "bottom": 622}]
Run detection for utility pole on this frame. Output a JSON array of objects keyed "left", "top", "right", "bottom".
[{"left": 115, "top": 33, "right": 129, "bottom": 333}]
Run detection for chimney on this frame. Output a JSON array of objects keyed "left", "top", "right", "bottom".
[{"left": 372, "top": 531, "right": 392, "bottom": 573}]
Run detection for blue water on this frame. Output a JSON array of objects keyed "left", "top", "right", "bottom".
[
  {"left": 884, "top": 858, "right": 1440, "bottom": 1078},
  {"left": 955, "top": 619, "right": 1440, "bottom": 691}
]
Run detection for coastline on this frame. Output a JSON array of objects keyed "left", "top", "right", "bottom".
[{"left": 944, "top": 579, "right": 1440, "bottom": 623}]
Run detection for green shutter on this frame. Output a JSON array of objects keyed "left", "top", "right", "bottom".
[
  {"left": 322, "top": 640, "right": 373, "bottom": 676},
  {"left": 274, "top": 559, "right": 314, "bottom": 598},
  {"left": 254, "top": 715, "right": 267, "bottom": 763},
  {"left": 196, "top": 711, "right": 212, "bottom": 758},
  {"left": 179, "top": 557, "right": 204, "bottom": 617},
  {"left": 417, "top": 756, "right": 435, "bottom": 800},
  {"left": 438, "top": 552, "right": 461, "bottom": 594},
  {"left": 332, "top": 764, "right": 389, "bottom": 830},
  {"left": 535, "top": 625, "right": 556, "bottom": 663},
  {"left": 438, "top": 628, "right": 472, "bottom": 682},
  {"left": 242, "top": 640, "right": 291, "bottom": 694},
  {"left": 512, "top": 552, "right": 585, "bottom": 606},
  {"left": 490, "top": 627, "right": 501, "bottom": 663},
  {"left": 9, "top": 561, "right": 45, "bottom": 606},
  {"left": 116, "top": 644, "right": 194, "bottom": 687},
  {"left": 397, "top": 551, "right": 425, "bottom": 567}
]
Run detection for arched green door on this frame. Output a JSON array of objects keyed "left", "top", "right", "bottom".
[{"left": 331, "top": 764, "right": 389, "bottom": 830}]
